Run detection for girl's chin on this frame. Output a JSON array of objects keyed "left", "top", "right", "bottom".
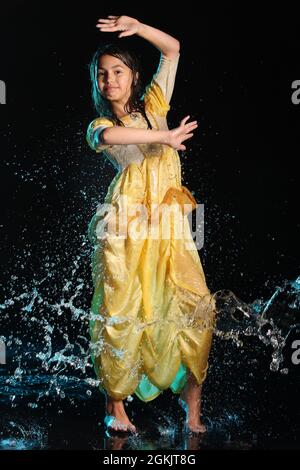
[{"left": 103, "top": 92, "right": 121, "bottom": 99}]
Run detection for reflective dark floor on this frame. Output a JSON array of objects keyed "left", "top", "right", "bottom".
[
  {"left": 1, "top": 386, "right": 299, "bottom": 451},
  {"left": 1, "top": 304, "right": 300, "bottom": 451}
]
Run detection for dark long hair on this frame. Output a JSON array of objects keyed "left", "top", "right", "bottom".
[{"left": 89, "top": 43, "right": 153, "bottom": 129}]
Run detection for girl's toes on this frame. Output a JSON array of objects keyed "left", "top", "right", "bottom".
[
  {"left": 129, "top": 424, "right": 137, "bottom": 433},
  {"left": 196, "top": 424, "right": 206, "bottom": 433}
]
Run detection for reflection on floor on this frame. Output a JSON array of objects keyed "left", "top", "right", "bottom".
[{"left": 0, "top": 388, "right": 299, "bottom": 450}]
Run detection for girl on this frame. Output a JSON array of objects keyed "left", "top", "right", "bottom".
[{"left": 86, "top": 15, "right": 216, "bottom": 435}]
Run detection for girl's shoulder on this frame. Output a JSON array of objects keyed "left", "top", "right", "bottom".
[
  {"left": 143, "top": 52, "right": 180, "bottom": 117},
  {"left": 86, "top": 116, "right": 115, "bottom": 153},
  {"left": 88, "top": 116, "right": 114, "bottom": 130}
]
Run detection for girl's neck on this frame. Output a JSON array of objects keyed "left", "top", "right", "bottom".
[{"left": 111, "top": 101, "right": 129, "bottom": 119}]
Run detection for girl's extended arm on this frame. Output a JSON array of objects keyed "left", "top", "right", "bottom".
[
  {"left": 101, "top": 127, "right": 169, "bottom": 146},
  {"left": 100, "top": 116, "right": 198, "bottom": 152},
  {"left": 96, "top": 16, "right": 180, "bottom": 58},
  {"left": 136, "top": 23, "right": 180, "bottom": 59}
]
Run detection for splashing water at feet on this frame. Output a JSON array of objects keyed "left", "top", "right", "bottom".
[{"left": 1, "top": 259, "right": 299, "bottom": 411}]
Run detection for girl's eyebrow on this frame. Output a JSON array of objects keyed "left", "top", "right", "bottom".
[{"left": 98, "top": 65, "right": 125, "bottom": 71}]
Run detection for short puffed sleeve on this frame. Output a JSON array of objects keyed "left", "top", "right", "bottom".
[
  {"left": 143, "top": 52, "right": 180, "bottom": 117},
  {"left": 86, "top": 117, "right": 114, "bottom": 153}
]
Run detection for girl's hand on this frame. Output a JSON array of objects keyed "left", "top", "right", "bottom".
[
  {"left": 167, "top": 116, "right": 198, "bottom": 151},
  {"left": 96, "top": 15, "right": 141, "bottom": 38}
]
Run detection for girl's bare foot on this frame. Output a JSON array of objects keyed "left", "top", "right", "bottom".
[
  {"left": 105, "top": 396, "right": 137, "bottom": 433},
  {"left": 179, "top": 374, "right": 206, "bottom": 434}
]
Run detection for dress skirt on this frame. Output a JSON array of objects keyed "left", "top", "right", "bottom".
[{"left": 87, "top": 145, "right": 216, "bottom": 402}]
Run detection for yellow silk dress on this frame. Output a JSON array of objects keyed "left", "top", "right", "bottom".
[{"left": 86, "top": 53, "right": 216, "bottom": 402}]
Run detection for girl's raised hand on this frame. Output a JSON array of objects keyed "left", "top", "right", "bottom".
[
  {"left": 168, "top": 116, "right": 198, "bottom": 151},
  {"left": 96, "top": 15, "right": 141, "bottom": 38}
]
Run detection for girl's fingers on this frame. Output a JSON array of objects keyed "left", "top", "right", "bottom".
[
  {"left": 97, "top": 26, "right": 119, "bottom": 32},
  {"left": 182, "top": 133, "right": 194, "bottom": 141},
  {"left": 96, "top": 25, "right": 115, "bottom": 29},
  {"left": 184, "top": 125, "right": 197, "bottom": 133},
  {"left": 97, "top": 22, "right": 116, "bottom": 27},
  {"left": 181, "top": 115, "right": 190, "bottom": 124},
  {"left": 97, "top": 23, "right": 116, "bottom": 27},
  {"left": 181, "top": 116, "right": 198, "bottom": 128},
  {"left": 97, "top": 18, "right": 116, "bottom": 23},
  {"left": 96, "top": 21, "right": 116, "bottom": 26},
  {"left": 186, "top": 123, "right": 198, "bottom": 130}
]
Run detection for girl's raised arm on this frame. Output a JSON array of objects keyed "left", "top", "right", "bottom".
[
  {"left": 96, "top": 15, "right": 180, "bottom": 59},
  {"left": 97, "top": 16, "right": 180, "bottom": 105}
]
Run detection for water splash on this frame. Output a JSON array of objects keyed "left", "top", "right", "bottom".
[
  {"left": 0, "top": 421, "right": 47, "bottom": 450},
  {"left": 212, "top": 276, "right": 300, "bottom": 373},
  {"left": 1, "top": 264, "right": 299, "bottom": 409}
]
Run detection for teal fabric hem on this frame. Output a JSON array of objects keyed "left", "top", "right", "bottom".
[{"left": 134, "top": 362, "right": 187, "bottom": 402}]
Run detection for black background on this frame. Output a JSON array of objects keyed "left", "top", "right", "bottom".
[{"left": 0, "top": 0, "right": 300, "bottom": 451}]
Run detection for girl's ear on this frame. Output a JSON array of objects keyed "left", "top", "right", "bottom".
[{"left": 134, "top": 72, "right": 139, "bottom": 85}]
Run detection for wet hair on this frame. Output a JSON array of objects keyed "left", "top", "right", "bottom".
[{"left": 89, "top": 43, "right": 153, "bottom": 129}]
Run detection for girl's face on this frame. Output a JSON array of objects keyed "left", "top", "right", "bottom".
[{"left": 97, "top": 54, "right": 137, "bottom": 104}]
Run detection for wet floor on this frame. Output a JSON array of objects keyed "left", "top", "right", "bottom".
[{"left": 1, "top": 370, "right": 299, "bottom": 451}]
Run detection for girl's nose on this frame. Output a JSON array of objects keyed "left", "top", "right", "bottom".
[{"left": 106, "top": 78, "right": 115, "bottom": 85}]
